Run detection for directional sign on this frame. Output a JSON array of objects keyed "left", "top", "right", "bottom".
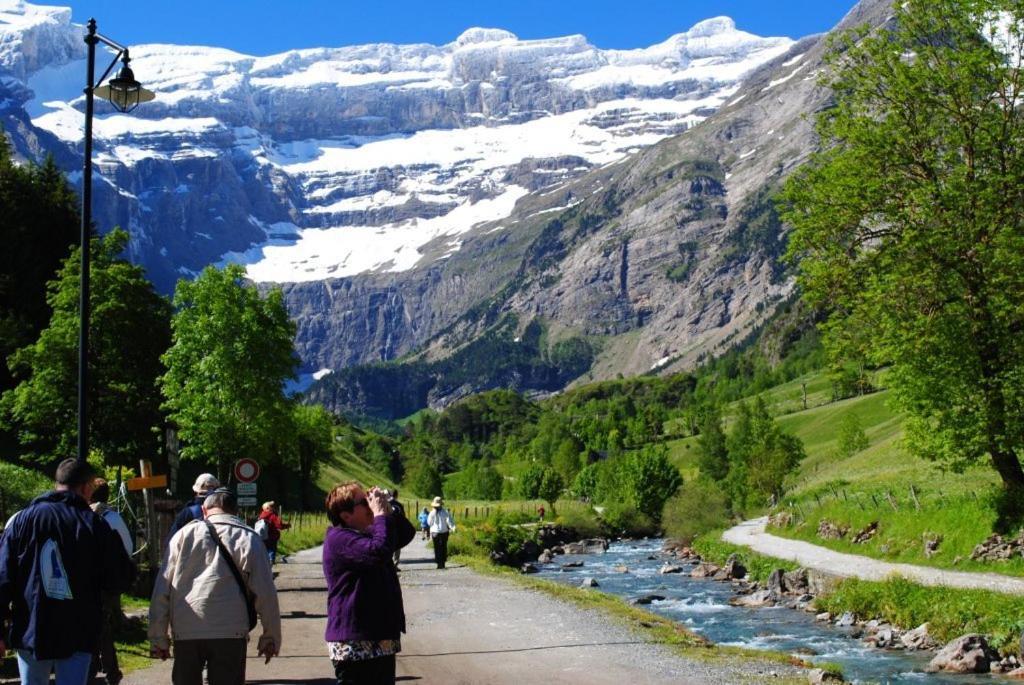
[
  {"left": 238, "top": 496, "right": 258, "bottom": 507},
  {"left": 234, "top": 458, "right": 260, "bottom": 483},
  {"left": 236, "top": 482, "right": 257, "bottom": 496},
  {"left": 125, "top": 475, "right": 167, "bottom": 491}
]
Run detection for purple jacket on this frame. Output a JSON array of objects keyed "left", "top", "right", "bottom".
[{"left": 323, "top": 513, "right": 416, "bottom": 642}]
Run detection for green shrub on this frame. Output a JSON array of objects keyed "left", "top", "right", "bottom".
[
  {"left": 692, "top": 533, "right": 797, "bottom": 582},
  {"left": 598, "top": 501, "right": 657, "bottom": 537},
  {"left": 556, "top": 504, "right": 604, "bottom": 538},
  {"left": 662, "top": 479, "right": 731, "bottom": 545}
]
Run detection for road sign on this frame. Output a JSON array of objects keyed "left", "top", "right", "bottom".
[
  {"left": 236, "top": 482, "right": 257, "bottom": 496},
  {"left": 126, "top": 474, "right": 168, "bottom": 491},
  {"left": 234, "top": 458, "right": 260, "bottom": 483},
  {"left": 238, "top": 496, "right": 258, "bottom": 507}
]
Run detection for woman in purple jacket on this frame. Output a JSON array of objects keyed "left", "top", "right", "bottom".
[{"left": 323, "top": 482, "right": 416, "bottom": 684}]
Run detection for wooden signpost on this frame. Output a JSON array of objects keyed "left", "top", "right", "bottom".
[{"left": 127, "top": 460, "right": 168, "bottom": 569}]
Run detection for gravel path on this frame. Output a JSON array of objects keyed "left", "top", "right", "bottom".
[
  {"left": 724, "top": 517, "right": 1024, "bottom": 595},
  {"left": 124, "top": 535, "right": 801, "bottom": 684}
]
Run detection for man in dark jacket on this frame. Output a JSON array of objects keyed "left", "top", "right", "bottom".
[
  {"left": 167, "top": 473, "right": 220, "bottom": 539},
  {"left": 0, "top": 459, "right": 136, "bottom": 684}
]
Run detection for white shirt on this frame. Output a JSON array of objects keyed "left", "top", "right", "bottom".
[
  {"left": 102, "top": 509, "right": 134, "bottom": 555},
  {"left": 427, "top": 507, "right": 455, "bottom": 534}
]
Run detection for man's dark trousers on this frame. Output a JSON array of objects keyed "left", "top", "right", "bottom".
[
  {"left": 432, "top": 532, "right": 449, "bottom": 569},
  {"left": 171, "top": 638, "right": 246, "bottom": 685}
]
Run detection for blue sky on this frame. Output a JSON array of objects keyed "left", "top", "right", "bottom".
[{"left": 67, "top": 1, "right": 856, "bottom": 55}]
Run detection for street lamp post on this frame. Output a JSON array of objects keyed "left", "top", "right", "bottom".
[{"left": 77, "top": 19, "right": 154, "bottom": 463}]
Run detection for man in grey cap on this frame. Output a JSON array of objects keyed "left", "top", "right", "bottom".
[{"left": 168, "top": 474, "right": 220, "bottom": 539}]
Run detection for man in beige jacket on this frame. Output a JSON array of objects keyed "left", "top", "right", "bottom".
[{"left": 149, "top": 489, "right": 281, "bottom": 685}]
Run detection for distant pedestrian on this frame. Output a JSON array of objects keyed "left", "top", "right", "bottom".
[
  {"left": 0, "top": 459, "right": 136, "bottom": 685},
  {"left": 537, "top": 505, "right": 546, "bottom": 522},
  {"left": 427, "top": 497, "right": 455, "bottom": 570},
  {"left": 149, "top": 488, "right": 281, "bottom": 685},
  {"left": 387, "top": 490, "right": 405, "bottom": 569},
  {"left": 323, "top": 482, "right": 415, "bottom": 684},
  {"left": 167, "top": 473, "right": 220, "bottom": 539},
  {"left": 418, "top": 508, "right": 429, "bottom": 541},
  {"left": 89, "top": 479, "right": 134, "bottom": 685},
  {"left": 256, "top": 501, "right": 291, "bottom": 564}
]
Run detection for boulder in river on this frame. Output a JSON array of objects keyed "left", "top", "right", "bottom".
[
  {"left": 901, "top": 623, "right": 937, "bottom": 651},
  {"left": 579, "top": 577, "right": 599, "bottom": 588},
  {"left": 729, "top": 589, "right": 775, "bottom": 607},
  {"left": 612, "top": 565, "right": 629, "bottom": 573},
  {"left": 630, "top": 594, "right": 665, "bottom": 605},
  {"left": 690, "top": 562, "right": 720, "bottom": 578},
  {"left": 784, "top": 568, "right": 809, "bottom": 594},
  {"left": 561, "top": 561, "right": 584, "bottom": 568},
  {"left": 767, "top": 568, "right": 787, "bottom": 596},
  {"left": 807, "top": 668, "right": 844, "bottom": 684},
  {"left": 835, "top": 612, "right": 856, "bottom": 627},
  {"left": 659, "top": 564, "right": 685, "bottom": 574},
  {"left": 723, "top": 553, "right": 747, "bottom": 580},
  {"left": 926, "top": 634, "right": 1000, "bottom": 673},
  {"left": 538, "top": 550, "right": 553, "bottom": 564},
  {"left": 563, "top": 539, "right": 609, "bottom": 554},
  {"left": 520, "top": 563, "right": 538, "bottom": 574}
]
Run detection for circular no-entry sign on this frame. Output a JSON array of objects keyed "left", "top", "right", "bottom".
[{"left": 234, "top": 458, "right": 260, "bottom": 483}]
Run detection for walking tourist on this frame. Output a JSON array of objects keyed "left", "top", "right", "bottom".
[
  {"left": 0, "top": 459, "right": 136, "bottom": 685},
  {"left": 149, "top": 488, "right": 281, "bottom": 685},
  {"left": 387, "top": 489, "right": 406, "bottom": 569},
  {"left": 418, "top": 507, "right": 429, "bottom": 540},
  {"left": 256, "top": 500, "right": 291, "bottom": 564},
  {"left": 89, "top": 478, "right": 134, "bottom": 684},
  {"left": 167, "top": 473, "right": 220, "bottom": 538},
  {"left": 323, "top": 482, "right": 416, "bottom": 684},
  {"left": 427, "top": 497, "right": 456, "bottom": 569}
]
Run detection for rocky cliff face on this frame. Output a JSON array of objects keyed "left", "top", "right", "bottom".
[{"left": 0, "top": 0, "right": 892, "bottom": 417}]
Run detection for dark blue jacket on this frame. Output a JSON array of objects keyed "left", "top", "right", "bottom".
[
  {"left": 168, "top": 496, "right": 204, "bottom": 540},
  {"left": 0, "top": 490, "right": 136, "bottom": 659}
]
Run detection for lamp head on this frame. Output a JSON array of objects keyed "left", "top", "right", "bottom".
[{"left": 96, "top": 54, "right": 155, "bottom": 113}]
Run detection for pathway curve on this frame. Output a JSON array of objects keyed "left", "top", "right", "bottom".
[
  {"left": 723, "top": 517, "right": 1024, "bottom": 595},
  {"left": 126, "top": 534, "right": 800, "bottom": 684}
]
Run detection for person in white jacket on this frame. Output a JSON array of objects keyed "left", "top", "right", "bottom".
[
  {"left": 426, "top": 496, "right": 456, "bottom": 569},
  {"left": 149, "top": 489, "right": 281, "bottom": 685}
]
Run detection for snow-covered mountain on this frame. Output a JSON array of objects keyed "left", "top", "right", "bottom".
[{"left": 0, "top": 1, "right": 792, "bottom": 293}]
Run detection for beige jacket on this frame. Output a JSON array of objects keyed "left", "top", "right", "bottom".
[{"left": 148, "top": 513, "right": 281, "bottom": 653}]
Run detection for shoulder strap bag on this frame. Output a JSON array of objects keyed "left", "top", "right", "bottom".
[{"left": 204, "top": 521, "right": 258, "bottom": 631}]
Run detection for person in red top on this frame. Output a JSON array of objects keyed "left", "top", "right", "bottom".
[{"left": 257, "top": 501, "right": 291, "bottom": 564}]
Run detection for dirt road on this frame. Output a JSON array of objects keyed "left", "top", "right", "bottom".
[
  {"left": 724, "top": 516, "right": 1024, "bottom": 595},
  {"left": 126, "top": 535, "right": 799, "bottom": 684}
]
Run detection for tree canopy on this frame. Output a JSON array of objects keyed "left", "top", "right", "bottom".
[
  {"left": 1, "top": 230, "right": 171, "bottom": 466},
  {"left": 160, "top": 264, "right": 297, "bottom": 477},
  {"left": 781, "top": 0, "right": 1024, "bottom": 495}
]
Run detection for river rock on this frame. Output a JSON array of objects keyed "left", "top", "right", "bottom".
[
  {"left": 901, "top": 623, "right": 937, "bottom": 651},
  {"left": 538, "top": 550, "right": 553, "bottom": 564},
  {"left": 690, "top": 562, "right": 720, "bottom": 578},
  {"left": 579, "top": 577, "right": 599, "bottom": 588},
  {"left": 807, "top": 668, "right": 844, "bottom": 684},
  {"left": 613, "top": 565, "right": 629, "bottom": 573},
  {"left": 836, "top": 612, "right": 856, "bottom": 627},
  {"left": 660, "top": 564, "right": 685, "bottom": 574},
  {"left": 926, "top": 634, "right": 1000, "bottom": 673},
  {"left": 815, "top": 612, "right": 832, "bottom": 622},
  {"left": 730, "top": 589, "right": 775, "bottom": 608},
  {"left": 630, "top": 594, "right": 665, "bottom": 605},
  {"left": 767, "top": 569, "right": 787, "bottom": 596},
  {"left": 784, "top": 568, "right": 809, "bottom": 594},
  {"left": 520, "top": 563, "right": 538, "bottom": 574},
  {"left": 563, "top": 538, "right": 609, "bottom": 555},
  {"left": 561, "top": 561, "right": 584, "bottom": 568},
  {"left": 723, "top": 553, "right": 747, "bottom": 579}
]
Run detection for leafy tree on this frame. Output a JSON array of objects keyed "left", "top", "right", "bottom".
[
  {"left": 518, "top": 463, "right": 545, "bottom": 499},
  {"left": 1, "top": 230, "right": 171, "bottom": 466},
  {"left": 836, "top": 412, "right": 869, "bottom": 458},
  {"left": 621, "top": 445, "right": 682, "bottom": 522},
  {"left": 780, "top": 1, "right": 1024, "bottom": 499},
  {"left": 696, "top": 405, "right": 729, "bottom": 481},
  {"left": 537, "top": 468, "right": 564, "bottom": 515},
  {"left": 551, "top": 437, "right": 584, "bottom": 484},
  {"left": 725, "top": 397, "right": 804, "bottom": 509},
  {"left": 0, "top": 140, "right": 80, "bottom": 397},
  {"left": 292, "top": 404, "right": 334, "bottom": 509},
  {"left": 404, "top": 458, "right": 443, "bottom": 498},
  {"left": 160, "top": 264, "right": 296, "bottom": 477}
]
